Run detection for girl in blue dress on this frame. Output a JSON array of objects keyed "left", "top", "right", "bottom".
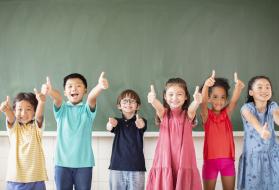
[{"left": 237, "top": 75, "right": 279, "bottom": 190}]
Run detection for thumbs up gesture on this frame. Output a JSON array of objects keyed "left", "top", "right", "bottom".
[
  {"left": 193, "top": 86, "right": 202, "bottom": 104},
  {"left": 106, "top": 117, "right": 118, "bottom": 131},
  {"left": 204, "top": 70, "right": 215, "bottom": 87},
  {"left": 148, "top": 85, "right": 156, "bottom": 104},
  {"left": 135, "top": 114, "right": 145, "bottom": 129},
  {"left": 0, "top": 96, "right": 11, "bottom": 113},
  {"left": 34, "top": 88, "right": 46, "bottom": 103},
  {"left": 234, "top": 72, "right": 245, "bottom": 89},
  {"left": 41, "top": 76, "right": 52, "bottom": 95},
  {"left": 98, "top": 72, "right": 109, "bottom": 90},
  {"left": 260, "top": 123, "right": 270, "bottom": 140}
]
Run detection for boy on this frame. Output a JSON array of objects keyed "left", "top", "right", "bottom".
[
  {"left": 43, "top": 72, "right": 108, "bottom": 190},
  {"left": 106, "top": 89, "right": 147, "bottom": 190}
]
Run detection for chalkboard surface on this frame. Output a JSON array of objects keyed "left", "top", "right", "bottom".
[{"left": 0, "top": 0, "right": 279, "bottom": 131}]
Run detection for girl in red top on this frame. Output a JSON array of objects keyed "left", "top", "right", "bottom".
[{"left": 200, "top": 71, "right": 244, "bottom": 190}]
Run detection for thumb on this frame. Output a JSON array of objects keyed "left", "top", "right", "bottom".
[
  {"left": 234, "top": 72, "right": 238, "bottom": 83},
  {"left": 99, "top": 72, "right": 105, "bottom": 80},
  {"left": 263, "top": 122, "right": 268, "bottom": 130},
  {"left": 46, "top": 76, "right": 51, "bottom": 85},
  {"left": 136, "top": 114, "right": 140, "bottom": 120},
  {"left": 6, "top": 96, "right": 10, "bottom": 105},
  {"left": 211, "top": 70, "right": 215, "bottom": 78},
  {"left": 194, "top": 86, "right": 199, "bottom": 94},
  {"left": 150, "top": 85, "right": 155, "bottom": 93},
  {"left": 34, "top": 88, "right": 39, "bottom": 95}
]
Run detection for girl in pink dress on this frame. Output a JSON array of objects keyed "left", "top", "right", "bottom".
[{"left": 146, "top": 78, "right": 202, "bottom": 190}]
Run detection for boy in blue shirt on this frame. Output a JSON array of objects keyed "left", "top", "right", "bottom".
[
  {"left": 43, "top": 72, "right": 108, "bottom": 190},
  {"left": 106, "top": 89, "right": 147, "bottom": 190}
]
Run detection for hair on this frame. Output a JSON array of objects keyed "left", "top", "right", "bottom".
[
  {"left": 117, "top": 89, "right": 141, "bottom": 105},
  {"left": 63, "top": 73, "right": 87, "bottom": 89},
  {"left": 163, "top": 77, "right": 190, "bottom": 110},
  {"left": 13, "top": 92, "right": 38, "bottom": 111},
  {"left": 246, "top": 75, "right": 272, "bottom": 103},
  {"left": 207, "top": 78, "right": 230, "bottom": 98}
]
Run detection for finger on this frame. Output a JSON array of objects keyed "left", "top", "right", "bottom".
[
  {"left": 34, "top": 88, "right": 39, "bottom": 95},
  {"left": 99, "top": 72, "right": 105, "bottom": 80},
  {"left": 6, "top": 96, "right": 10, "bottom": 104},
  {"left": 234, "top": 72, "right": 238, "bottom": 83},
  {"left": 46, "top": 76, "right": 51, "bottom": 85},
  {"left": 263, "top": 122, "right": 268, "bottom": 130},
  {"left": 211, "top": 70, "right": 215, "bottom": 78},
  {"left": 150, "top": 85, "right": 155, "bottom": 93},
  {"left": 136, "top": 114, "right": 140, "bottom": 120},
  {"left": 194, "top": 86, "right": 199, "bottom": 94}
]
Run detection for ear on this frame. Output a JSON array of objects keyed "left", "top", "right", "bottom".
[
  {"left": 84, "top": 88, "right": 87, "bottom": 94},
  {"left": 136, "top": 105, "right": 140, "bottom": 110},
  {"left": 117, "top": 104, "right": 121, "bottom": 110},
  {"left": 64, "top": 90, "right": 67, "bottom": 97},
  {"left": 249, "top": 90, "right": 253, "bottom": 96}
]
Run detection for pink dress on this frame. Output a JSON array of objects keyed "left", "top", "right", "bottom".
[{"left": 146, "top": 109, "right": 202, "bottom": 190}]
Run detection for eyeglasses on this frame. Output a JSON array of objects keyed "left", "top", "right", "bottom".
[{"left": 121, "top": 99, "right": 137, "bottom": 104}]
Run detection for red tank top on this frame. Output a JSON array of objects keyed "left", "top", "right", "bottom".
[{"left": 203, "top": 108, "right": 235, "bottom": 160}]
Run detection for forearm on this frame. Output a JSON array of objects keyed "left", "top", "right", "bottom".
[
  {"left": 5, "top": 109, "right": 15, "bottom": 126},
  {"left": 242, "top": 109, "right": 262, "bottom": 133},
  {"left": 48, "top": 89, "right": 63, "bottom": 107},
  {"left": 188, "top": 100, "right": 199, "bottom": 120},
  {"left": 150, "top": 99, "right": 164, "bottom": 119},
  {"left": 87, "top": 85, "right": 103, "bottom": 108},
  {"left": 35, "top": 102, "right": 45, "bottom": 125}
]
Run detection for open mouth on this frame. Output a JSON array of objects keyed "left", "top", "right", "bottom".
[{"left": 71, "top": 93, "right": 79, "bottom": 98}]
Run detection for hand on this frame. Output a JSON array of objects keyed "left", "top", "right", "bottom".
[
  {"left": 193, "top": 86, "right": 202, "bottom": 104},
  {"left": 108, "top": 117, "right": 118, "bottom": 128},
  {"left": 147, "top": 85, "right": 156, "bottom": 104},
  {"left": 34, "top": 88, "right": 46, "bottom": 103},
  {"left": 135, "top": 114, "right": 145, "bottom": 129},
  {"left": 97, "top": 72, "right": 109, "bottom": 90},
  {"left": 234, "top": 72, "right": 245, "bottom": 89},
  {"left": 41, "top": 76, "right": 52, "bottom": 95},
  {"left": 204, "top": 70, "right": 215, "bottom": 87},
  {"left": 0, "top": 96, "right": 11, "bottom": 113},
  {"left": 260, "top": 123, "right": 270, "bottom": 140}
]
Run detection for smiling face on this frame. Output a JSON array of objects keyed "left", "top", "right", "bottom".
[
  {"left": 209, "top": 86, "right": 227, "bottom": 112},
  {"left": 64, "top": 78, "right": 87, "bottom": 104},
  {"left": 118, "top": 95, "right": 139, "bottom": 115},
  {"left": 15, "top": 100, "right": 35, "bottom": 124},
  {"left": 164, "top": 84, "right": 187, "bottom": 109},
  {"left": 249, "top": 78, "right": 272, "bottom": 103}
]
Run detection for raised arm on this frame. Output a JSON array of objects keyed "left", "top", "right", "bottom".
[
  {"left": 87, "top": 72, "right": 109, "bottom": 109},
  {"left": 200, "top": 70, "right": 215, "bottom": 123},
  {"left": 226, "top": 72, "right": 245, "bottom": 116},
  {"left": 34, "top": 88, "right": 46, "bottom": 128},
  {"left": 0, "top": 96, "right": 15, "bottom": 127},
  {"left": 147, "top": 85, "right": 165, "bottom": 120},
  {"left": 242, "top": 108, "right": 270, "bottom": 140},
  {"left": 42, "top": 77, "right": 63, "bottom": 108},
  {"left": 188, "top": 86, "right": 202, "bottom": 121}
]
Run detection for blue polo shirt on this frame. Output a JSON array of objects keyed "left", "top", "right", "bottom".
[
  {"left": 54, "top": 101, "right": 97, "bottom": 168},
  {"left": 109, "top": 115, "right": 147, "bottom": 171}
]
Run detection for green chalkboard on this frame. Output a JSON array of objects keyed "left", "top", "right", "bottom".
[{"left": 0, "top": 0, "right": 279, "bottom": 131}]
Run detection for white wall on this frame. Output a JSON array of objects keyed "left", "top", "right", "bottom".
[{"left": 0, "top": 132, "right": 245, "bottom": 190}]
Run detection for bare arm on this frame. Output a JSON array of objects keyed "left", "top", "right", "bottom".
[
  {"left": 227, "top": 73, "right": 245, "bottom": 116},
  {"left": 147, "top": 85, "right": 165, "bottom": 120},
  {"left": 242, "top": 108, "right": 270, "bottom": 139},
  {"left": 87, "top": 72, "right": 109, "bottom": 109},
  {"left": 188, "top": 86, "right": 202, "bottom": 120},
  {"left": 0, "top": 96, "right": 15, "bottom": 127},
  {"left": 34, "top": 89, "right": 46, "bottom": 128},
  {"left": 200, "top": 70, "right": 215, "bottom": 123},
  {"left": 272, "top": 108, "right": 279, "bottom": 126},
  {"left": 42, "top": 77, "right": 63, "bottom": 108}
]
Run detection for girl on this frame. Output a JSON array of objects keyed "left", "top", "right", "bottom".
[
  {"left": 146, "top": 78, "right": 202, "bottom": 190},
  {"left": 106, "top": 89, "right": 147, "bottom": 190},
  {"left": 200, "top": 71, "right": 244, "bottom": 190},
  {"left": 237, "top": 76, "right": 279, "bottom": 190},
  {"left": 0, "top": 89, "right": 48, "bottom": 190}
]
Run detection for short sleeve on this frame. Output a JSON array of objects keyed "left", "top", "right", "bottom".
[
  {"left": 85, "top": 103, "right": 97, "bottom": 121},
  {"left": 241, "top": 103, "right": 255, "bottom": 116},
  {"left": 53, "top": 101, "right": 65, "bottom": 119},
  {"left": 140, "top": 118, "right": 147, "bottom": 133},
  {"left": 269, "top": 101, "right": 279, "bottom": 114}
]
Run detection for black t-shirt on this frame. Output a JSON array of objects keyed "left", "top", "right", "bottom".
[{"left": 109, "top": 115, "right": 147, "bottom": 171}]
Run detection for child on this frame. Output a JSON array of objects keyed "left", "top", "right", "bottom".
[
  {"left": 146, "top": 78, "right": 202, "bottom": 190},
  {"left": 200, "top": 71, "right": 244, "bottom": 190},
  {"left": 237, "top": 76, "right": 279, "bottom": 190},
  {"left": 106, "top": 89, "right": 147, "bottom": 190},
  {"left": 43, "top": 72, "right": 108, "bottom": 190},
  {"left": 0, "top": 90, "right": 48, "bottom": 190}
]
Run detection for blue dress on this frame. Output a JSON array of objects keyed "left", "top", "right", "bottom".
[{"left": 237, "top": 101, "right": 279, "bottom": 190}]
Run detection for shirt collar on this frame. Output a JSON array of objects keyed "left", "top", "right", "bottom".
[{"left": 66, "top": 101, "right": 84, "bottom": 106}]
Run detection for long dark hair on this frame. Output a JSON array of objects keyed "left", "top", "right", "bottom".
[
  {"left": 246, "top": 75, "right": 272, "bottom": 104},
  {"left": 156, "top": 78, "right": 190, "bottom": 125}
]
